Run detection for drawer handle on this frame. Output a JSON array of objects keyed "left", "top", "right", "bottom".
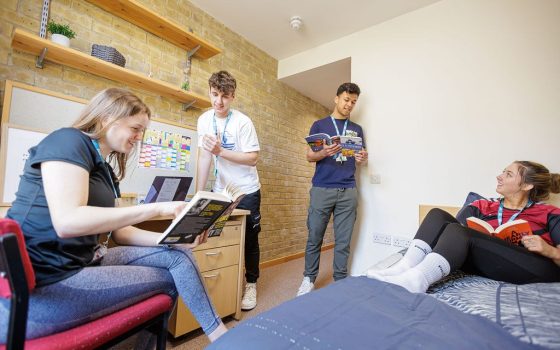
[
  {"left": 205, "top": 251, "right": 221, "bottom": 256},
  {"left": 203, "top": 273, "right": 219, "bottom": 279}
]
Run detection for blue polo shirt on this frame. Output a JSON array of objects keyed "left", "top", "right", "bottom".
[
  {"left": 7, "top": 128, "right": 118, "bottom": 286},
  {"left": 309, "top": 116, "right": 365, "bottom": 188}
]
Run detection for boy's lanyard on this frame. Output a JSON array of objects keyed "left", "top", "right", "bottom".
[
  {"left": 330, "top": 116, "right": 348, "bottom": 163},
  {"left": 212, "top": 110, "right": 232, "bottom": 177},
  {"left": 91, "top": 139, "right": 118, "bottom": 252},
  {"left": 497, "top": 198, "right": 533, "bottom": 226}
]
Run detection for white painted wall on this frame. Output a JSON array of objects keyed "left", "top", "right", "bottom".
[{"left": 279, "top": 0, "right": 560, "bottom": 275}]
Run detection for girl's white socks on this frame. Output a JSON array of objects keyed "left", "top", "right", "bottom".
[
  {"left": 366, "top": 239, "right": 432, "bottom": 279},
  {"left": 378, "top": 253, "right": 451, "bottom": 293}
]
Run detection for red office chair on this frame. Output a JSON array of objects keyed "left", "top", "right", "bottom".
[{"left": 0, "top": 219, "right": 174, "bottom": 350}]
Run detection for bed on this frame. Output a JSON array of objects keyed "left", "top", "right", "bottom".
[{"left": 207, "top": 204, "right": 560, "bottom": 350}]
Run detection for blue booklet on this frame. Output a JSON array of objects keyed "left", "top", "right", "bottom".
[{"left": 339, "top": 136, "right": 363, "bottom": 157}]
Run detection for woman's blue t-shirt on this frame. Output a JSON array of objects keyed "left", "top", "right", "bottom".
[{"left": 7, "top": 128, "right": 117, "bottom": 286}]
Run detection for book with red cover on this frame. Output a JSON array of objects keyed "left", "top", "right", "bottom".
[{"left": 466, "top": 217, "right": 532, "bottom": 245}]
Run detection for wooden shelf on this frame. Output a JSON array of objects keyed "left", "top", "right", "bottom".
[
  {"left": 85, "top": 0, "right": 221, "bottom": 59},
  {"left": 11, "top": 29, "right": 211, "bottom": 109}
]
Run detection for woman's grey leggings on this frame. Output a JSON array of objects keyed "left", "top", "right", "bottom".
[{"left": 0, "top": 245, "right": 221, "bottom": 341}]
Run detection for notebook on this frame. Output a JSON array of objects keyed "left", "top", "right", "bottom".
[{"left": 142, "top": 176, "right": 193, "bottom": 204}]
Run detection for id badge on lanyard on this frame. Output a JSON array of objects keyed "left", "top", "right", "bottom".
[
  {"left": 91, "top": 139, "right": 119, "bottom": 262},
  {"left": 330, "top": 116, "right": 348, "bottom": 163},
  {"left": 212, "top": 111, "right": 232, "bottom": 177}
]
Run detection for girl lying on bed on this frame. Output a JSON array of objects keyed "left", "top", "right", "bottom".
[
  {"left": 367, "top": 161, "right": 560, "bottom": 293},
  {"left": 1, "top": 88, "right": 227, "bottom": 345}
]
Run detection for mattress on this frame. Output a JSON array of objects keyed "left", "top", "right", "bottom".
[{"left": 428, "top": 271, "right": 560, "bottom": 349}]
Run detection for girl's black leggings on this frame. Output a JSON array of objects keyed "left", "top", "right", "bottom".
[{"left": 416, "top": 208, "right": 560, "bottom": 284}]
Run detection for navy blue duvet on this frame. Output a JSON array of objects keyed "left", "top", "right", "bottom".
[{"left": 209, "top": 277, "right": 534, "bottom": 350}]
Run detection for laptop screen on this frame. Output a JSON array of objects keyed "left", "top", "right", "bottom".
[{"left": 143, "top": 176, "right": 193, "bottom": 203}]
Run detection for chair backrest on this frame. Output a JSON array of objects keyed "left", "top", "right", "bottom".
[
  {"left": 0, "top": 218, "right": 171, "bottom": 350},
  {"left": 0, "top": 219, "right": 36, "bottom": 298}
]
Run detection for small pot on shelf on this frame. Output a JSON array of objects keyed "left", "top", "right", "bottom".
[
  {"left": 46, "top": 20, "right": 76, "bottom": 48},
  {"left": 51, "top": 34, "right": 70, "bottom": 47}
]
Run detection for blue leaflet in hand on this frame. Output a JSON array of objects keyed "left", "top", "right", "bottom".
[{"left": 339, "top": 136, "right": 362, "bottom": 157}]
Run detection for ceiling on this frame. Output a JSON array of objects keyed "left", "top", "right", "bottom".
[
  {"left": 280, "top": 57, "right": 351, "bottom": 108},
  {"left": 189, "top": 0, "right": 441, "bottom": 107}
]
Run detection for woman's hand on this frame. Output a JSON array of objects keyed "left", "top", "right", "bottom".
[
  {"left": 522, "top": 235, "right": 554, "bottom": 257},
  {"left": 156, "top": 201, "right": 187, "bottom": 218},
  {"left": 180, "top": 230, "right": 209, "bottom": 249},
  {"left": 522, "top": 236, "right": 560, "bottom": 266}
]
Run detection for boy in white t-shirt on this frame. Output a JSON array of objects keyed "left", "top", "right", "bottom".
[{"left": 197, "top": 71, "right": 262, "bottom": 311}]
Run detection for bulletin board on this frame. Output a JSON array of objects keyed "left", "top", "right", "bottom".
[
  {"left": 0, "top": 124, "right": 48, "bottom": 203},
  {"left": 0, "top": 80, "right": 199, "bottom": 205},
  {"left": 120, "top": 118, "right": 198, "bottom": 197}
]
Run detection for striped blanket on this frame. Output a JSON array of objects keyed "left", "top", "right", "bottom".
[{"left": 429, "top": 271, "right": 560, "bottom": 349}]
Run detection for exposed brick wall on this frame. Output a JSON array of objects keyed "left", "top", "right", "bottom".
[{"left": 0, "top": 0, "right": 334, "bottom": 263}]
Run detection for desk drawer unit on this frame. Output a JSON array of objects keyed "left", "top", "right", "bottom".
[
  {"left": 169, "top": 263, "right": 239, "bottom": 336},
  {"left": 193, "top": 244, "right": 239, "bottom": 272},
  {"left": 195, "top": 222, "right": 241, "bottom": 250},
  {"left": 168, "top": 214, "right": 247, "bottom": 337}
]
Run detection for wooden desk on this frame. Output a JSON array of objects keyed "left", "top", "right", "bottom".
[
  {"left": 135, "top": 209, "right": 249, "bottom": 337},
  {"left": 0, "top": 206, "right": 8, "bottom": 218}
]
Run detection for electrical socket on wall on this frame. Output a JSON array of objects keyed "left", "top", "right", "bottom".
[
  {"left": 392, "top": 236, "right": 412, "bottom": 248},
  {"left": 372, "top": 233, "right": 392, "bottom": 245},
  {"left": 370, "top": 173, "right": 381, "bottom": 184}
]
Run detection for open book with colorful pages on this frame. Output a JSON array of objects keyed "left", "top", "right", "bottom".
[
  {"left": 305, "top": 133, "right": 337, "bottom": 152},
  {"left": 156, "top": 183, "right": 245, "bottom": 244},
  {"left": 305, "top": 134, "right": 363, "bottom": 157},
  {"left": 466, "top": 217, "right": 532, "bottom": 245}
]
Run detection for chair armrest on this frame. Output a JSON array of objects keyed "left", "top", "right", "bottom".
[{"left": 0, "top": 234, "right": 30, "bottom": 349}]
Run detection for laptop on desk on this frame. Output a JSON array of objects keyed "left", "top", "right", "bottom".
[{"left": 143, "top": 176, "right": 193, "bottom": 204}]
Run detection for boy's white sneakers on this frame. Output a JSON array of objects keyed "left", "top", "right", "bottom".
[
  {"left": 296, "top": 276, "right": 314, "bottom": 296},
  {"left": 241, "top": 283, "right": 257, "bottom": 310}
]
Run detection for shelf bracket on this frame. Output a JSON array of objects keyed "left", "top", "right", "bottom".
[
  {"left": 187, "top": 45, "right": 201, "bottom": 59},
  {"left": 181, "top": 45, "right": 201, "bottom": 95},
  {"left": 181, "top": 100, "right": 197, "bottom": 111},
  {"left": 36, "top": 48, "right": 48, "bottom": 69},
  {"left": 39, "top": 0, "right": 51, "bottom": 39}
]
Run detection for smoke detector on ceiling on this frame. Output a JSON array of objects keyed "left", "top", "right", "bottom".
[{"left": 290, "top": 16, "right": 303, "bottom": 31}]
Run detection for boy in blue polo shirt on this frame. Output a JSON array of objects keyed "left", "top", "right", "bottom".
[{"left": 297, "top": 83, "right": 368, "bottom": 296}]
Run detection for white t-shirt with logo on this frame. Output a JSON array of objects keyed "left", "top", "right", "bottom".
[{"left": 197, "top": 109, "right": 261, "bottom": 194}]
